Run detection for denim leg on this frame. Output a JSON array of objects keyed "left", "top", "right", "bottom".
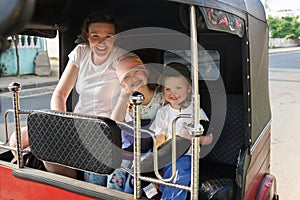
[
  {"left": 160, "top": 155, "right": 191, "bottom": 200},
  {"left": 84, "top": 171, "right": 107, "bottom": 186},
  {"left": 107, "top": 169, "right": 127, "bottom": 191}
]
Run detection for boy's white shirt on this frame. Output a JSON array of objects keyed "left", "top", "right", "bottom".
[
  {"left": 149, "top": 103, "right": 209, "bottom": 155},
  {"left": 150, "top": 103, "right": 208, "bottom": 137}
]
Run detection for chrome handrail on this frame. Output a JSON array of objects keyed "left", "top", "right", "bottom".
[
  {"left": 130, "top": 92, "right": 144, "bottom": 199},
  {"left": 130, "top": 92, "right": 202, "bottom": 199},
  {"left": 153, "top": 114, "right": 192, "bottom": 182},
  {"left": 8, "top": 82, "right": 24, "bottom": 168},
  {"left": 0, "top": 82, "right": 33, "bottom": 167},
  {"left": 129, "top": 6, "right": 202, "bottom": 199},
  {"left": 0, "top": 109, "right": 14, "bottom": 145},
  {"left": 1, "top": 110, "right": 33, "bottom": 146}
]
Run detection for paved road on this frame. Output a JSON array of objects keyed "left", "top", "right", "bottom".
[
  {"left": 0, "top": 86, "right": 54, "bottom": 144},
  {"left": 269, "top": 51, "right": 300, "bottom": 199}
]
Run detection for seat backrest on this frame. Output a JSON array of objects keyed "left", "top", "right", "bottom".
[
  {"left": 27, "top": 110, "right": 122, "bottom": 175},
  {"left": 201, "top": 94, "right": 245, "bottom": 167}
]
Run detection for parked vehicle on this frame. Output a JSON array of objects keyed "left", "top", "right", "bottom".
[{"left": 0, "top": 0, "right": 279, "bottom": 199}]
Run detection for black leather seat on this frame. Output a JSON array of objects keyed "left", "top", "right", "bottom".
[
  {"left": 199, "top": 94, "right": 245, "bottom": 200},
  {"left": 27, "top": 110, "right": 122, "bottom": 175}
]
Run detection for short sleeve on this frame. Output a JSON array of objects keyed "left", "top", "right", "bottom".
[
  {"left": 68, "top": 44, "right": 88, "bottom": 68},
  {"left": 110, "top": 47, "right": 129, "bottom": 70},
  {"left": 200, "top": 108, "right": 209, "bottom": 121},
  {"left": 149, "top": 108, "right": 167, "bottom": 135}
]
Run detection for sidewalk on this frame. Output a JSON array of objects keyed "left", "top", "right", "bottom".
[
  {"left": 1, "top": 46, "right": 300, "bottom": 93},
  {"left": 0, "top": 59, "right": 59, "bottom": 93},
  {"left": 268, "top": 46, "right": 300, "bottom": 54},
  {"left": 0, "top": 74, "right": 58, "bottom": 93}
]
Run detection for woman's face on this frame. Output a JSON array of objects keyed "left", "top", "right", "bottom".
[
  {"left": 87, "top": 22, "right": 115, "bottom": 59},
  {"left": 119, "top": 58, "right": 148, "bottom": 92},
  {"left": 163, "top": 76, "right": 191, "bottom": 109}
]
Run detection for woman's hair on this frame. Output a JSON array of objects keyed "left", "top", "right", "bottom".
[{"left": 78, "top": 11, "right": 118, "bottom": 43}]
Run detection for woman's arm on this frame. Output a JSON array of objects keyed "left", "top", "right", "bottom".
[{"left": 50, "top": 61, "right": 78, "bottom": 111}]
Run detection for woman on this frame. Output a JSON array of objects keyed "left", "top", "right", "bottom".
[
  {"left": 48, "top": 11, "right": 127, "bottom": 181},
  {"left": 51, "top": 11, "right": 125, "bottom": 117},
  {"left": 10, "top": 11, "right": 127, "bottom": 180}
]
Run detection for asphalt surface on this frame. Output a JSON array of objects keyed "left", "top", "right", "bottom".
[{"left": 0, "top": 59, "right": 58, "bottom": 93}]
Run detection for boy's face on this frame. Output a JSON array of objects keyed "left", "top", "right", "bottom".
[
  {"left": 119, "top": 58, "right": 148, "bottom": 91},
  {"left": 163, "top": 76, "right": 191, "bottom": 109}
]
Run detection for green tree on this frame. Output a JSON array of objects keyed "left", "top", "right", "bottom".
[{"left": 268, "top": 16, "right": 300, "bottom": 39}]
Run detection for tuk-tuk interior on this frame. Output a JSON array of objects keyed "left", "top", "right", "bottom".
[{"left": 0, "top": 0, "right": 277, "bottom": 199}]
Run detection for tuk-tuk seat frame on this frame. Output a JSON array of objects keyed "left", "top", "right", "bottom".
[{"left": 27, "top": 110, "right": 122, "bottom": 175}]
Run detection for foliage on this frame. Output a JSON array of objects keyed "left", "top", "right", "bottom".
[{"left": 268, "top": 16, "right": 300, "bottom": 39}]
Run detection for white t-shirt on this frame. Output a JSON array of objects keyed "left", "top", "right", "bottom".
[
  {"left": 68, "top": 44, "right": 127, "bottom": 117},
  {"left": 149, "top": 103, "right": 209, "bottom": 155}
]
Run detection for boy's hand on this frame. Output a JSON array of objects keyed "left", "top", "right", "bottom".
[
  {"left": 156, "top": 134, "right": 166, "bottom": 147},
  {"left": 200, "top": 133, "right": 213, "bottom": 145},
  {"left": 180, "top": 125, "right": 192, "bottom": 140}
]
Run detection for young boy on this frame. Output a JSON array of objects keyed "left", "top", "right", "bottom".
[{"left": 150, "top": 62, "right": 213, "bottom": 199}]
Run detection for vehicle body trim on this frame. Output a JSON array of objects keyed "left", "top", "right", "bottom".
[{"left": 250, "top": 119, "right": 272, "bottom": 155}]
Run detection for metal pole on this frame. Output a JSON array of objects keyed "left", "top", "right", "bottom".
[
  {"left": 190, "top": 5, "right": 202, "bottom": 200},
  {"left": 130, "top": 92, "right": 144, "bottom": 199},
  {"left": 8, "top": 82, "right": 23, "bottom": 168}
]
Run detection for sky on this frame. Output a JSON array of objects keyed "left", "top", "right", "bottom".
[{"left": 264, "top": 0, "right": 300, "bottom": 11}]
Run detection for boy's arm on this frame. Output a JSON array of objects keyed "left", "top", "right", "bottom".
[
  {"left": 199, "top": 133, "right": 213, "bottom": 145},
  {"left": 149, "top": 107, "right": 167, "bottom": 147},
  {"left": 110, "top": 89, "right": 131, "bottom": 121},
  {"left": 156, "top": 134, "right": 166, "bottom": 147}
]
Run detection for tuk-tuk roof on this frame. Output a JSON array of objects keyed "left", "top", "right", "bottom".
[
  {"left": 0, "top": 0, "right": 266, "bottom": 38},
  {"left": 169, "top": 0, "right": 266, "bottom": 22}
]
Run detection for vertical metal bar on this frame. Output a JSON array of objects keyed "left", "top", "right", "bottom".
[
  {"left": 153, "top": 116, "right": 179, "bottom": 182},
  {"left": 8, "top": 82, "right": 23, "bottom": 168},
  {"left": 130, "top": 92, "right": 144, "bottom": 199},
  {"left": 190, "top": 5, "right": 201, "bottom": 200}
]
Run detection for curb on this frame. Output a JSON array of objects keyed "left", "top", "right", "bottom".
[
  {"left": 269, "top": 47, "right": 300, "bottom": 54},
  {"left": 0, "top": 80, "right": 58, "bottom": 93}
]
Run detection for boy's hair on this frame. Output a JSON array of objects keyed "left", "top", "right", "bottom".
[
  {"left": 161, "top": 62, "right": 191, "bottom": 84},
  {"left": 113, "top": 52, "right": 151, "bottom": 83},
  {"left": 112, "top": 51, "right": 140, "bottom": 68},
  {"left": 78, "top": 11, "right": 118, "bottom": 43},
  {"left": 112, "top": 51, "right": 141, "bottom": 67}
]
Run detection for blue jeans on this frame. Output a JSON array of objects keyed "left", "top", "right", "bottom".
[
  {"left": 84, "top": 172, "right": 107, "bottom": 186},
  {"left": 160, "top": 155, "right": 191, "bottom": 200},
  {"left": 107, "top": 168, "right": 127, "bottom": 191}
]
